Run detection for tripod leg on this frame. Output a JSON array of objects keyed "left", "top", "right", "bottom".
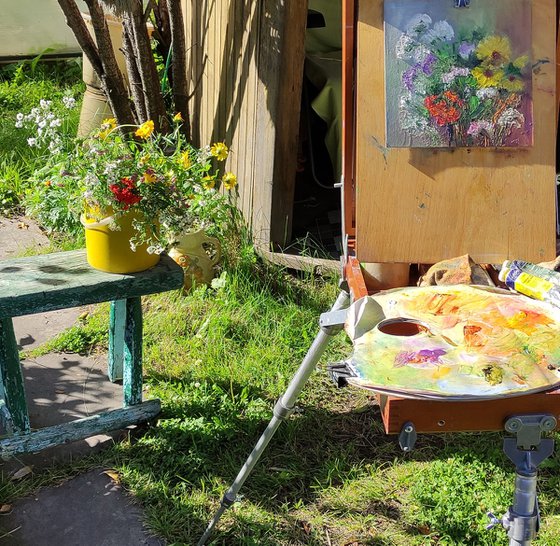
[{"left": 197, "top": 291, "right": 350, "bottom": 545}]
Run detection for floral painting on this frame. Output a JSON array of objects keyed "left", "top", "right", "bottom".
[{"left": 384, "top": 0, "right": 532, "bottom": 148}]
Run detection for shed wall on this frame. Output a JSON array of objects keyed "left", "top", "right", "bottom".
[{"left": 184, "top": 1, "right": 307, "bottom": 247}]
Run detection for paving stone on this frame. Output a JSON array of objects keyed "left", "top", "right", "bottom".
[{"left": 0, "top": 469, "right": 164, "bottom": 546}]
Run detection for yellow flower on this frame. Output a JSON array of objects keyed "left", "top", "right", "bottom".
[
  {"left": 143, "top": 170, "right": 157, "bottom": 183},
  {"left": 513, "top": 55, "right": 529, "bottom": 69},
  {"left": 135, "top": 120, "right": 155, "bottom": 139},
  {"left": 210, "top": 142, "right": 229, "bottom": 161},
  {"left": 222, "top": 172, "right": 237, "bottom": 190},
  {"left": 102, "top": 117, "right": 117, "bottom": 129},
  {"left": 202, "top": 176, "right": 216, "bottom": 190},
  {"left": 178, "top": 151, "right": 192, "bottom": 169},
  {"left": 139, "top": 154, "right": 151, "bottom": 166},
  {"left": 500, "top": 73, "right": 525, "bottom": 92},
  {"left": 475, "top": 35, "right": 511, "bottom": 66},
  {"left": 173, "top": 112, "right": 184, "bottom": 122},
  {"left": 472, "top": 65, "right": 504, "bottom": 88}
]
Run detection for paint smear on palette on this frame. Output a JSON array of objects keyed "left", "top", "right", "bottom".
[
  {"left": 384, "top": 0, "right": 533, "bottom": 148},
  {"left": 344, "top": 285, "right": 560, "bottom": 400}
]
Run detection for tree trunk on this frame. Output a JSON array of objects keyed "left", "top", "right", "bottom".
[
  {"left": 58, "top": 0, "right": 136, "bottom": 129},
  {"left": 122, "top": 27, "right": 145, "bottom": 123},
  {"left": 165, "top": 0, "right": 190, "bottom": 140},
  {"left": 122, "top": 0, "right": 170, "bottom": 133}
]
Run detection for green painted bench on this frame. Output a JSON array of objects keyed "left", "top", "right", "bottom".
[{"left": 0, "top": 249, "right": 184, "bottom": 458}]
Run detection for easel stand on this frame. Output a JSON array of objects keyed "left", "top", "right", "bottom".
[{"left": 196, "top": 291, "right": 350, "bottom": 546}]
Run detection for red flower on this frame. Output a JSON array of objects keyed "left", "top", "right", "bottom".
[
  {"left": 424, "top": 92, "right": 464, "bottom": 126},
  {"left": 109, "top": 177, "right": 142, "bottom": 209}
]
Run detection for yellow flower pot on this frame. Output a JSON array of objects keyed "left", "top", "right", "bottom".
[{"left": 81, "top": 211, "right": 160, "bottom": 274}]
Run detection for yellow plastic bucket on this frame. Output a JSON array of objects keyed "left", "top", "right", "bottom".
[{"left": 81, "top": 211, "right": 160, "bottom": 273}]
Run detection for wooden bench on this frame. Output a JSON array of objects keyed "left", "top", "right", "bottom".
[{"left": 0, "top": 249, "right": 184, "bottom": 458}]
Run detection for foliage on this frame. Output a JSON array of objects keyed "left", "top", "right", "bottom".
[
  {"left": 0, "top": 60, "right": 83, "bottom": 215},
  {"left": 18, "top": 106, "right": 239, "bottom": 251},
  {"left": 396, "top": 13, "right": 531, "bottom": 146},
  {"left": 409, "top": 453, "right": 512, "bottom": 544}
]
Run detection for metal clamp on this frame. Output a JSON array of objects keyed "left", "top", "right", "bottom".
[
  {"left": 398, "top": 421, "right": 417, "bottom": 452},
  {"left": 319, "top": 309, "right": 347, "bottom": 335},
  {"left": 504, "top": 415, "right": 557, "bottom": 451}
]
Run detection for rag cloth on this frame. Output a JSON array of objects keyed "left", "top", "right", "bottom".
[{"left": 418, "top": 254, "right": 494, "bottom": 287}]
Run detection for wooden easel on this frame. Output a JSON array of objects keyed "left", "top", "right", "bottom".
[{"left": 342, "top": 0, "right": 560, "bottom": 436}]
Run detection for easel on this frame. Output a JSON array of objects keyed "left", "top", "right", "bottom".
[{"left": 198, "top": 1, "right": 560, "bottom": 544}]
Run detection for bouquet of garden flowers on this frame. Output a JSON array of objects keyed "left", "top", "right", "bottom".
[
  {"left": 18, "top": 99, "right": 238, "bottom": 254},
  {"left": 394, "top": 13, "right": 531, "bottom": 147}
]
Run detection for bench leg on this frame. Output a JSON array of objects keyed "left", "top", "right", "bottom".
[
  {"left": 123, "top": 297, "right": 143, "bottom": 407},
  {"left": 108, "top": 299, "right": 126, "bottom": 382},
  {"left": 0, "top": 318, "right": 30, "bottom": 432}
]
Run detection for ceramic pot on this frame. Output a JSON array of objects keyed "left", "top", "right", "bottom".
[
  {"left": 81, "top": 210, "right": 160, "bottom": 274},
  {"left": 168, "top": 230, "right": 221, "bottom": 289}
]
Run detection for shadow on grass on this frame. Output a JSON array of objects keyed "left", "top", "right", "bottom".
[{"left": 98, "top": 372, "right": 560, "bottom": 545}]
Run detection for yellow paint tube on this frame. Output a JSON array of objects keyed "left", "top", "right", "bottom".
[{"left": 499, "top": 260, "right": 560, "bottom": 306}]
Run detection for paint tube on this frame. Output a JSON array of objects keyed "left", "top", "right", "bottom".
[{"left": 498, "top": 260, "right": 560, "bottom": 307}]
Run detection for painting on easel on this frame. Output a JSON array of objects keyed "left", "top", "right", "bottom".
[{"left": 384, "top": 0, "right": 533, "bottom": 148}]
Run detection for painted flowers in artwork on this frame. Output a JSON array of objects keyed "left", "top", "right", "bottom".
[{"left": 393, "top": 13, "right": 531, "bottom": 147}]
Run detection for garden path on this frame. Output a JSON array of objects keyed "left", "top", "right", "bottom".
[{"left": 0, "top": 216, "right": 164, "bottom": 545}]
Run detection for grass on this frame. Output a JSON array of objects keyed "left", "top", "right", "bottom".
[{"left": 1, "top": 60, "right": 560, "bottom": 546}]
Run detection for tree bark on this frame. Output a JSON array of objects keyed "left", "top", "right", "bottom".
[
  {"left": 58, "top": 0, "right": 136, "bottom": 128},
  {"left": 165, "top": 0, "right": 190, "bottom": 140},
  {"left": 122, "top": 27, "right": 145, "bottom": 123},
  {"left": 122, "top": 0, "right": 170, "bottom": 132},
  {"left": 84, "top": 0, "right": 136, "bottom": 128}
]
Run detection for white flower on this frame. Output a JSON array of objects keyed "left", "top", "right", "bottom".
[
  {"left": 476, "top": 87, "right": 499, "bottom": 100},
  {"left": 423, "top": 20, "right": 454, "bottom": 43},
  {"left": 15, "top": 121, "right": 23, "bottom": 128},
  {"left": 50, "top": 119, "right": 62, "bottom": 128},
  {"left": 38, "top": 120, "right": 47, "bottom": 129},
  {"left": 441, "top": 67, "right": 470, "bottom": 84},
  {"left": 395, "top": 34, "right": 415, "bottom": 60},
  {"left": 497, "top": 108, "right": 524, "bottom": 129},
  {"left": 39, "top": 99, "right": 51, "bottom": 109},
  {"left": 412, "top": 44, "right": 432, "bottom": 64},
  {"left": 27, "top": 137, "right": 37, "bottom": 147},
  {"left": 62, "top": 96, "right": 76, "bottom": 109},
  {"left": 197, "top": 145, "right": 212, "bottom": 161},
  {"left": 16, "top": 113, "right": 24, "bottom": 121},
  {"left": 405, "top": 13, "right": 432, "bottom": 36}
]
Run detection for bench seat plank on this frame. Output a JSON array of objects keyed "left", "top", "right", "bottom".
[{"left": 0, "top": 249, "right": 183, "bottom": 318}]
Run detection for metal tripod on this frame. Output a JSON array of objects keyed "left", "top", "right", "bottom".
[
  {"left": 196, "top": 290, "right": 350, "bottom": 546},
  {"left": 487, "top": 414, "right": 556, "bottom": 546}
]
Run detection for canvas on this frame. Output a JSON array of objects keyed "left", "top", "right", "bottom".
[
  {"left": 344, "top": 286, "right": 560, "bottom": 400},
  {"left": 384, "top": 0, "right": 533, "bottom": 148}
]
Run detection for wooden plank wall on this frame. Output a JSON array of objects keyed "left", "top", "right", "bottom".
[{"left": 183, "top": 1, "right": 308, "bottom": 247}]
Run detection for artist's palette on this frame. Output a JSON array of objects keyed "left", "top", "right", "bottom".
[{"left": 344, "top": 285, "right": 560, "bottom": 400}]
